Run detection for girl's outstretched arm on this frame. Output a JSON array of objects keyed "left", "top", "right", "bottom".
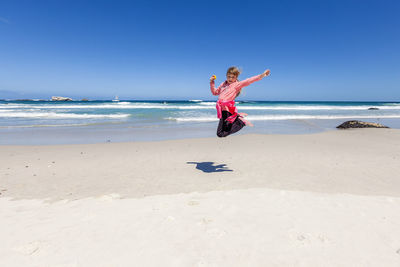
[{"left": 237, "top": 69, "right": 271, "bottom": 89}]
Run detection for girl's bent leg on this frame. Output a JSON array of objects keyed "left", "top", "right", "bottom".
[
  {"left": 228, "top": 118, "right": 246, "bottom": 135},
  {"left": 216, "top": 111, "right": 245, "bottom": 138}
]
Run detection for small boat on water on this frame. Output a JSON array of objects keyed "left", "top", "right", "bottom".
[{"left": 112, "top": 96, "right": 119, "bottom": 102}]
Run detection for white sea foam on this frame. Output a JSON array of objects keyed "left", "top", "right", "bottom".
[
  {"left": 199, "top": 102, "right": 216, "bottom": 106},
  {"left": 2, "top": 103, "right": 400, "bottom": 111},
  {"left": 0, "top": 123, "right": 96, "bottom": 128},
  {"left": 0, "top": 112, "right": 130, "bottom": 119},
  {"left": 167, "top": 117, "right": 217, "bottom": 122},
  {"left": 235, "top": 105, "right": 400, "bottom": 110},
  {"left": 0, "top": 104, "right": 214, "bottom": 110},
  {"left": 246, "top": 114, "right": 400, "bottom": 120},
  {"left": 170, "top": 114, "right": 400, "bottom": 122}
]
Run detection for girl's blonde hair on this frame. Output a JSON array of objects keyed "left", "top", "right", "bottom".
[{"left": 226, "top": 66, "right": 241, "bottom": 77}]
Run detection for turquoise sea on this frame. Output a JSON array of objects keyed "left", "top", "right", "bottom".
[{"left": 1, "top": 100, "right": 400, "bottom": 144}]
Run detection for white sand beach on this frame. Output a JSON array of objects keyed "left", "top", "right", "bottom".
[{"left": 1, "top": 129, "right": 400, "bottom": 266}]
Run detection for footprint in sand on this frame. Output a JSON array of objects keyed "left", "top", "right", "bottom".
[
  {"left": 297, "top": 234, "right": 306, "bottom": 241},
  {"left": 13, "top": 241, "right": 42, "bottom": 255},
  {"left": 196, "top": 259, "right": 212, "bottom": 267},
  {"left": 98, "top": 193, "right": 122, "bottom": 201},
  {"left": 166, "top": 216, "right": 175, "bottom": 221},
  {"left": 317, "top": 234, "right": 330, "bottom": 243},
  {"left": 206, "top": 228, "right": 227, "bottom": 238},
  {"left": 188, "top": 200, "right": 199, "bottom": 206},
  {"left": 288, "top": 229, "right": 330, "bottom": 244},
  {"left": 52, "top": 264, "right": 79, "bottom": 267},
  {"left": 196, "top": 218, "right": 212, "bottom": 226}
]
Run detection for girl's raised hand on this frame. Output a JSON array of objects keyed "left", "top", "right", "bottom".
[
  {"left": 210, "top": 75, "right": 216, "bottom": 82},
  {"left": 262, "top": 69, "right": 270, "bottom": 78}
]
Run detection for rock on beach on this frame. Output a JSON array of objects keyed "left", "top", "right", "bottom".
[{"left": 337, "top": 120, "right": 389, "bottom": 129}]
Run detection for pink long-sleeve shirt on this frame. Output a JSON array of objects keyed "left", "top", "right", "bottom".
[
  {"left": 210, "top": 75, "right": 262, "bottom": 101},
  {"left": 210, "top": 75, "right": 262, "bottom": 125}
]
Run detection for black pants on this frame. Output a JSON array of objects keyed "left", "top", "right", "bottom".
[{"left": 216, "top": 111, "right": 245, "bottom": 137}]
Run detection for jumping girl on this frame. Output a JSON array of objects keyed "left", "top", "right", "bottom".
[{"left": 210, "top": 66, "right": 270, "bottom": 137}]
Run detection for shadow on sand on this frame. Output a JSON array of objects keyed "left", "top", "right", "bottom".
[{"left": 187, "top": 162, "right": 233, "bottom": 173}]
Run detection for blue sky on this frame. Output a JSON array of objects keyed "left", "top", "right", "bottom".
[{"left": 0, "top": 0, "right": 399, "bottom": 101}]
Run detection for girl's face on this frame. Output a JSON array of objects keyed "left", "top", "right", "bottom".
[{"left": 226, "top": 74, "right": 238, "bottom": 84}]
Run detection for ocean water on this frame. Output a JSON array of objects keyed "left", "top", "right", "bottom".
[{"left": 1, "top": 100, "right": 400, "bottom": 144}]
